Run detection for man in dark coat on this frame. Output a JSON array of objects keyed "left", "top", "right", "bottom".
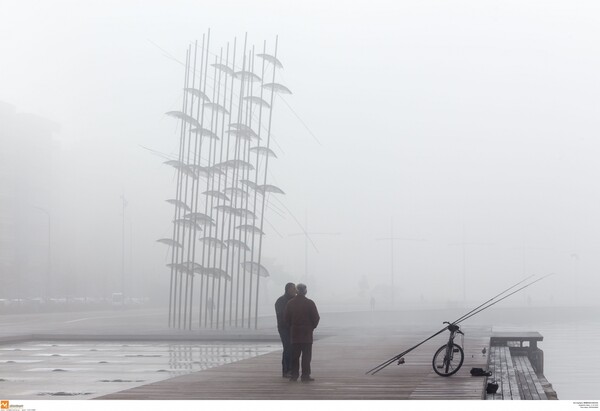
[
  {"left": 275, "top": 282, "right": 296, "bottom": 378},
  {"left": 284, "top": 283, "right": 320, "bottom": 382}
]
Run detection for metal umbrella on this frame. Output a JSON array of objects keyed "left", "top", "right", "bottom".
[
  {"left": 243, "top": 96, "right": 271, "bottom": 108},
  {"left": 190, "top": 127, "right": 220, "bottom": 140},
  {"left": 184, "top": 88, "right": 211, "bottom": 102},
  {"left": 166, "top": 199, "right": 191, "bottom": 212},
  {"left": 204, "top": 102, "right": 230, "bottom": 115},
  {"left": 184, "top": 212, "right": 216, "bottom": 226},
  {"left": 157, "top": 238, "right": 183, "bottom": 248},
  {"left": 241, "top": 261, "right": 270, "bottom": 277},
  {"left": 235, "top": 70, "right": 261, "bottom": 82},
  {"left": 212, "top": 63, "right": 235, "bottom": 76},
  {"left": 163, "top": 160, "right": 198, "bottom": 179},
  {"left": 248, "top": 146, "right": 277, "bottom": 158},
  {"left": 225, "top": 238, "right": 250, "bottom": 251},
  {"left": 262, "top": 83, "right": 292, "bottom": 94},
  {"left": 165, "top": 110, "right": 201, "bottom": 127},
  {"left": 222, "top": 187, "right": 249, "bottom": 199},
  {"left": 233, "top": 208, "right": 257, "bottom": 219},
  {"left": 235, "top": 224, "right": 264, "bottom": 235},
  {"left": 204, "top": 267, "right": 232, "bottom": 280},
  {"left": 226, "top": 128, "right": 261, "bottom": 142},
  {"left": 173, "top": 219, "right": 203, "bottom": 231},
  {"left": 203, "top": 190, "right": 230, "bottom": 202},
  {"left": 256, "top": 53, "right": 283, "bottom": 69},
  {"left": 239, "top": 179, "right": 258, "bottom": 190},
  {"left": 214, "top": 159, "right": 255, "bottom": 170},
  {"left": 198, "top": 236, "right": 229, "bottom": 249},
  {"left": 257, "top": 184, "right": 285, "bottom": 195}
]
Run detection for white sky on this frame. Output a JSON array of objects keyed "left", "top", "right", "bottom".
[{"left": 1, "top": 0, "right": 600, "bottom": 306}]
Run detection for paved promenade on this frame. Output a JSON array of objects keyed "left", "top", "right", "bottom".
[{"left": 0, "top": 307, "right": 494, "bottom": 400}]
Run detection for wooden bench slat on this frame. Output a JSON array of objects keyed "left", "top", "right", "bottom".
[{"left": 513, "top": 354, "right": 548, "bottom": 400}]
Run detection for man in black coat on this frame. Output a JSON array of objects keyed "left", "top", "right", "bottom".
[
  {"left": 275, "top": 282, "right": 296, "bottom": 378},
  {"left": 284, "top": 283, "right": 320, "bottom": 382}
]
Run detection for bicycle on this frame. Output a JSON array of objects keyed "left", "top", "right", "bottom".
[
  {"left": 432, "top": 322, "right": 464, "bottom": 376},
  {"left": 367, "top": 275, "right": 551, "bottom": 377}
]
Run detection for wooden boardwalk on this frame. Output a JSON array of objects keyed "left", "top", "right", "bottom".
[
  {"left": 486, "top": 343, "right": 551, "bottom": 400},
  {"left": 98, "top": 325, "right": 492, "bottom": 400}
]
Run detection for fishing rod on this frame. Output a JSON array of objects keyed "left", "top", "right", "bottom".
[
  {"left": 366, "top": 275, "right": 533, "bottom": 374},
  {"left": 366, "top": 327, "right": 448, "bottom": 375},
  {"left": 454, "top": 273, "right": 553, "bottom": 325},
  {"left": 366, "top": 274, "right": 550, "bottom": 375},
  {"left": 451, "top": 274, "right": 535, "bottom": 325}
]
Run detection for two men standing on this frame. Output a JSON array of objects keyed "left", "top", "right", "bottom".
[{"left": 276, "top": 282, "right": 320, "bottom": 382}]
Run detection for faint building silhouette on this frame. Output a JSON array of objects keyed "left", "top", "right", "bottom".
[{"left": 0, "top": 101, "right": 59, "bottom": 301}]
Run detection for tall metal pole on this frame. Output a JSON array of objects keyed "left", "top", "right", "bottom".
[
  {"left": 186, "top": 33, "right": 208, "bottom": 330},
  {"left": 168, "top": 47, "right": 191, "bottom": 327},
  {"left": 230, "top": 33, "right": 248, "bottom": 327},
  {"left": 217, "top": 39, "right": 236, "bottom": 330},
  {"left": 33, "top": 206, "right": 51, "bottom": 300},
  {"left": 305, "top": 209, "right": 309, "bottom": 283},
  {"left": 288, "top": 213, "right": 339, "bottom": 296},
  {"left": 240, "top": 50, "right": 254, "bottom": 328},
  {"left": 375, "top": 217, "right": 426, "bottom": 308},
  {"left": 189, "top": 30, "right": 211, "bottom": 330},
  {"left": 121, "top": 194, "right": 127, "bottom": 301},
  {"left": 177, "top": 42, "right": 199, "bottom": 329},
  {"left": 448, "top": 225, "right": 492, "bottom": 306},
  {"left": 390, "top": 217, "right": 394, "bottom": 307},
  {"left": 182, "top": 40, "right": 199, "bottom": 329},
  {"left": 212, "top": 43, "right": 235, "bottom": 329},
  {"left": 207, "top": 49, "right": 226, "bottom": 328},
  {"left": 247, "top": 41, "right": 268, "bottom": 328},
  {"left": 254, "top": 36, "right": 279, "bottom": 328},
  {"left": 218, "top": 37, "right": 237, "bottom": 330}
]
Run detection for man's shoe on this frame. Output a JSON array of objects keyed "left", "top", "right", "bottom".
[
  {"left": 301, "top": 377, "right": 315, "bottom": 382},
  {"left": 289, "top": 377, "right": 298, "bottom": 382}
]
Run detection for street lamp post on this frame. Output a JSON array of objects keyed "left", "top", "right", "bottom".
[
  {"left": 120, "top": 195, "right": 128, "bottom": 302},
  {"left": 33, "top": 206, "right": 51, "bottom": 300},
  {"left": 376, "top": 217, "right": 426, "bottom": 308}
]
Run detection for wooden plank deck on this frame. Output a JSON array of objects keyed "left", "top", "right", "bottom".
[
  {"left": 487, "top": 346, "right": 549, "bottom": 400},
  {"left": 514, "top": 355, "right": 548, "bottom": 400},
  {"left": 98, "top": 326, "right": 492, "bottom": 400},
  {"left": 487, "top": 346, "right": 520, "bottom": 400}
]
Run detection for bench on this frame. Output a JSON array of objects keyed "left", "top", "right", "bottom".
[
  {"left": 490, "top": 331, "right": 544, "bottom": 373},
  {"left": 490, "top": 331, "right": 543, "bottom": 349}
]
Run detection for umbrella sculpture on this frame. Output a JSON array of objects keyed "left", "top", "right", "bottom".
[{"left": 162, "top": 33, "right": 287, "bottom": 330}]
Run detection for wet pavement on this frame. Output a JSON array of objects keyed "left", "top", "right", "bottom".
[{"left": 0, "top": 340, "right": 278, "bottom": 399}]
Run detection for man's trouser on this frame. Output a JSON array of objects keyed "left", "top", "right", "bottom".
[
  {"left": 278, "top": 327, "right": 292, "bottom": 376},
  {"left": 290, "top": 342, "right": 312, "bottom": 379}
]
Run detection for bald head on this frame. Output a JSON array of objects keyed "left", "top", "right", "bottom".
[{"left": 296, "top": 283, "right": 307, "bottom": 296}]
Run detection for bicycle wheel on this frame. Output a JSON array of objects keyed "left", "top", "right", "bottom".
[{"left": 432, "top": 343, "right": 464, "bottom": 376}]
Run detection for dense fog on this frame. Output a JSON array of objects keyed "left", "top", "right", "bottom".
[{"left": 1, "top": 0, "right": 600, "bottom": 317}]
